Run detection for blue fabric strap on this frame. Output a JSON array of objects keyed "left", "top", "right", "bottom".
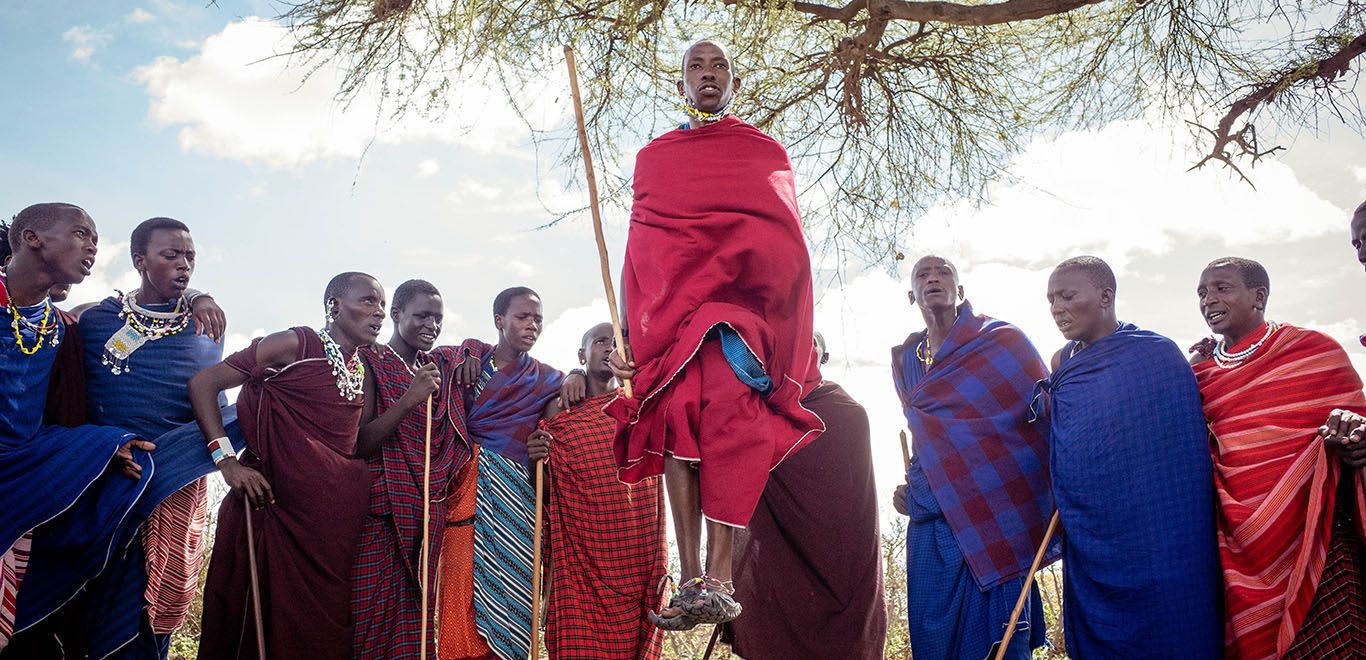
[{"left": 715, "top": 325, "right": 774, "bottom": 397}]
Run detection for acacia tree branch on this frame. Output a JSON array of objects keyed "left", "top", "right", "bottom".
[
  {"left": 773, "top": 0, "right": 1108, "bottom": 26},
  {"left": 1190, "top": 30, "right": 1366, "bottom": 182}
]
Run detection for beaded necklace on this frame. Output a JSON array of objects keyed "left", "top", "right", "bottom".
[
  {"left": 319, "top": 328, "right": 366, "bottom": 400},
  {"left": 1213, "top": 321, "right": 1279, "bottom": 369},
  {"left": 10, "top": 297, "right": 59, "bottom": 355},
  {"left": 682, "top": 100, "right": 730, "bottom": 125},
  {"left": 101, "top": 289, "right": 193, "bottom": 374},
  {"left": 916, "top": 336, "right": 934, "bottom": 368}
]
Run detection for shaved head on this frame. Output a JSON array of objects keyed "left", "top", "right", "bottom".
[
  {"left": 1204, "top": 257, "right": 1269, "bottom": 294},
  {"left": 1053, "top": 255, "right": 1116, "bottom": 293},
  {"left": 681, "top": 39, "right": 732, "bottom": 72},
  {"left": 10, "top": 203, "right": 88, "bottom": 252}
]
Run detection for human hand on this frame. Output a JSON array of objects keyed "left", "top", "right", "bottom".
[
  {"left": 892, "top": 484, "right": 909, "bottom": 516},
  {"left": 527, "top": 429, "right": 552, "bottom": 464},
  {"left": 112, "top": 438, "right": 157, "bottom": 479},
  {"left": 402, "top": 362, "right": 441, "bottom": 406},
  {"left": 220, "top": 458, "right": 275, "bottom": 507},
  {"left": 608, "top": 348, "right": 636, "bottom": 382},
  {"left": 191, "top": 296, "right": 226, "bottom": 342},
  {"left": 454, "top": 350, "right": 481, "bottom": 388},
  {"left": 1188, "top": 337, "right": 1217, "bottom": 359},
  {"left": 560, "top": 371, "right": 586, "bottom": 407}
]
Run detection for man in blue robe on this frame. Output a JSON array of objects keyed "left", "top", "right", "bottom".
[{"left": 1035, "top": 256, "right": 1221, "bottom": 658}]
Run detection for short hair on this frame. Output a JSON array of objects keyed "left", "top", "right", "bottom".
[
  {"left": 1054, "top": 255, "right": 1116, "bottom": 293},
  {"left": 1355, "top": 199, "right": 1366, "bottom": 220},
  {"left": 580, "top": 322, "right": 613, "bottom": 347},
  {"left": 1205, "top": 257, "right": 1270, "bottom": 293},
  {"left": 392, "top": 279, "right": 440, "bottom": 311},
  {"left": 130, "top": 217, "right": 190, "bottom": 259},
  {"left": 493, "top": 286, "right": 539, "bottom": 316},
  {"left": 9, "top": 203, "right": 86, "bottom": 252},
  {"left": 0, "top": 220, "right": 11, "bottom": 266},
  {"left": 910, "top": 254, "right": 959, "bottom": 280},
  {"left": 324, "top": 271, "right": 377, "bottom": 305},
  {"left": 681, "top": 39, "right": 733, "bottom": 74}
]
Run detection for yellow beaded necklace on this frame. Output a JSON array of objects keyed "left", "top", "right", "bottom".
[{"left": 10, "top": 298, "right": 56, "bottom": 355}]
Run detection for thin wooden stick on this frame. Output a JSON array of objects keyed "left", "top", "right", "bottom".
[
  {"left": 702, "top": 623, "right": 723, "bottom": 660},
  {"left": 899, "top": 430, "right": 911, "bottom": 471},
  {"left": 991, "top": 511, "right": 1061, "bottom": 660},
  {"left": 529, "top": 459, "right": 547, "bottom": 660},
  {"left": 243, "top": 497, "right": 266, "bottom": 659},
  {"left": 564, "top": 44, "right": 632, "bottom": 399},
  {"left": 420, "top": 394, "right": 433, "bottom": 660}
]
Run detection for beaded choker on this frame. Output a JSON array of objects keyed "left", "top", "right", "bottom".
[
  {"left": 101, "top": 289, "right": 193, "bottom": 374},
  {"left": 9, "top": 296, "right": 59, "bottom": 355},
  {"left": 1213, "top": 321, "right": 1279, "bottom": 369},
  {"left": 682, "top": 100, "right": 730, "bottom": 124},
  {"left": 916, "top": 337, "right": 934, "bottom": 367},
  {"left": 319, "top": 328, "right": 366, "bottom": 400}
]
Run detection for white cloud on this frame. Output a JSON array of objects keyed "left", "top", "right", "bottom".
[
  {"left": 504, "top": 259, "right": 536, "bottom": 279},
  {"left": 532, "top": 298, "right": 611, "bottom": 371},
  {"left": 134, "top": 18, "right": 568, "bottom": 168},
  {"left": 126, "top": 8, "right": 155, "bottom": 24},
  {"left": 417, "top": 158, "right": 440, "bottom": 178},
  {"left": 246, "top": 182, "right": 267, "bottom": 198},
  {"left": 1352, "top": 165, "right": 1366, "bottom": 183},
  {"left": 63, "top": 25, "right": 111, "bottom": 62},
  {"left": 447, "top": 178, "right": 502, "bottom": 206}
]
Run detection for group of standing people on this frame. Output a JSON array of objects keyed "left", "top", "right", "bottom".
[
  {"left": 893, "top": 238, "right": 1366, "bottom": 659},
  {"left": 0, "top": 38, "right": 889, "bottom": 660},
  {"left": 0, "top": 33, "right": 1361, "bottom": 660}
]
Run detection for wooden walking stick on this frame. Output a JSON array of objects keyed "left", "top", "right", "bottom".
[
  {"left": 899, "top": 430, "right": 911, "bottom": 471},
  {"left": 564, "top": 44, "right": 632, "bottom": 398},
  {"left": 243, "top": 497, "right": 267, "bottom": 659},
  {"left": 529, "top": 459, "right": 547, "bottom": 660},
  {"left": 989, "top": 511, "right": 1061, "bottom": 660},
  {"left": 420, "top": 394, "right": 433, "bottom": 660}
]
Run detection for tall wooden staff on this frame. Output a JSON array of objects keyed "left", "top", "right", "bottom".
[
  {"left": 243, "top": 498, "right": 267, "bottom": 659},
  {"left": 563, "top": 44, "right": 633, "bottom": 398},
  {"left": 420, "top": 395, "right": 433, "bottom": 660},
  {"left": 529, "top": 459, "right": 547, "bottom": 660},
  {"left": 899, "top": 430, "right": 911, "bottom": 471},
  {"left": 990, "top": 511, "right": 1061, "bottom": 660}
]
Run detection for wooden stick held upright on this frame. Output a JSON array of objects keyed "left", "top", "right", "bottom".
[
  {"left": 420, "top": 394, "right": 433, "bottom": 660},
  {"left": 564, "top": 44, "right": 632, "bottom": 398},
  {"left": 243, "top": 497, "right": 267, "bottom": 659},
  {"left": 529, "top": 459, "right": 547, "bottom": 660},
  {"left": 899, "top": 430, "right": 911, "bottom": 471},
  {"left": 991, "top": 511, "right": 1061, "bottom": 660}
]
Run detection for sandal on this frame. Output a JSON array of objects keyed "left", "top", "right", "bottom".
[
  {"left": 680, "top": 576, "right": 742, "bottom": 624},
  {"left": 649, "top": 576, "right": 707, "bottom": 631}
]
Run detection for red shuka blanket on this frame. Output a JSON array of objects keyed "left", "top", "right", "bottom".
[
  {"left": 545, "top": 392, "right": 665, "bottom": 660},
  {"left": 606, "top": 115, "right": 824, "bottom": 527},
  {"left": 1194, "top": 323, "right": 1366, "bottom": 660}
]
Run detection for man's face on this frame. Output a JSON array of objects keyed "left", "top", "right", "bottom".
[
  {"left": 908, "top": 257, "right": 960, "bottom": 312},
  {"left": 1047, "top": 268, "right": 1110, "bottom": 343},
  {"left": 496, "top": 294, "right": 544, "bottom": 353},
  {"left": 677, "top": 41, "right": 740, "bottom": 114},
  {"left": 33, "top": 209, "right": 98, "bottom": 286},
  {"left": 579, "top": 324, "right": 615, "bottom": 379},
  {"left": 330, "top": 277, "right": 386, "bottom": 346},
  {"left": 1197, "top": 265, "right": 1264, "bottom": 339},
  {"left": 135, "top": 228, "right": 195, "bottom": 303},
  {"left": 1350, "top": 212, "right": 1366, "bottom": 272},
  {"left": 394, "top": 292, "right": 443, "bottom": 352}
]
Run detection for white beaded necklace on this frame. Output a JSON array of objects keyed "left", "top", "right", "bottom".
[{"left": 1213, "top": 321, "right": 1278, "bottom": 369}]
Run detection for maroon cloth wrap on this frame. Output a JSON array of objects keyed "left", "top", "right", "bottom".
[
  {"left": 199, "top": 328, "right": 369, "bottom": 660},
  {"left": 722, "top": 381, "right": 887, "bottom": 659},
  {"left": 43, "top": 309, "right": 87, "bottom": 427},
  {"left": 605, "top": 115, "right": 824, "bottom": 527}
]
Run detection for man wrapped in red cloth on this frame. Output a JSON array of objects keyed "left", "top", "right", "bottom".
[
  {"left": 604, "top": 40, "right": 825, "bottom": 630},
  {"left": 1190, "top": 257, "right": 1366, "bottom": 660},
  {"left": 529, "top": 323, "right": 666, "bottom": 659}
]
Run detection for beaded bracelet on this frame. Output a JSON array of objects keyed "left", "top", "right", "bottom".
[{"left": 208, "top": 437, "right": 235, "bottom": 464}]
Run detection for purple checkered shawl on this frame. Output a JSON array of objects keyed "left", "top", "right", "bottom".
[
  {"left": 458, "top": 339, "right": 563, "bottom": 466},
  {"left": 891, "top": 302, "right": 1058, "bottom": 589}
]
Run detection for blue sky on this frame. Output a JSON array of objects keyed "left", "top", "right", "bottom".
[{"left": 5, "top": 1, "right": 1366, "bottom": 518}]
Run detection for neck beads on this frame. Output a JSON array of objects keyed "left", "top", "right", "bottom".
[{"left": 319, "top": 328, "right": 366, "bottom": 400}]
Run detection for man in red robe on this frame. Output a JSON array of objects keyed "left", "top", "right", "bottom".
[
  {"left": 605, "top": 40, "right": 824, "bottom": 630},
  {"left": 1191, "top": 257, "right": 1366, "bottom": 659},
  {"left": 191, "top": 272, "right": 385, "bottom": 660},
  {"left": 529, "top": 322, "right": 666, "bottom": 659}
]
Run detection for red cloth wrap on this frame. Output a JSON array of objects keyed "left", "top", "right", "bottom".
[
  {"left": 606, "top": 115, "right": 824, "bottom": 527},
  {"left": 1194, "top": 323, "right": 1366, "bottom": 660}
]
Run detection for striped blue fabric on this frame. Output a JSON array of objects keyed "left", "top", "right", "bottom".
[
  {"left": 715, "top": 324, "right": 773, "bottom": 396},
  {"left": 472, "top": 446, "right": 535, "bottom": 660}
]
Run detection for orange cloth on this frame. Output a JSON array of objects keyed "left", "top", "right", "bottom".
[{"left": 438, "top": 455, "right": 493, "bottom": 659}]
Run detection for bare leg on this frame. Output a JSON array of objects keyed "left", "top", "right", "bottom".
[
  {"left": 664, "top": 455, "right": 703, "bottom": 586},
  {"left": 703, "top": 521, "right": 734, "bottom": 584}
]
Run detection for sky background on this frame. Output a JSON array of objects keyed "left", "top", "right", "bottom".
[{"left": 4, "top": 0, "right": 1366, "bottom": 524}]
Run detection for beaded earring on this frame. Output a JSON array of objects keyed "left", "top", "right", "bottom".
[{"left": 325, "top": 304, "right": 337, "bottom": 325}]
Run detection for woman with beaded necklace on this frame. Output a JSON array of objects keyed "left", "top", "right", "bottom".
[
  {"left": 1190, "top": 257, "right": 1366, "bottom": 659},
  {"left": 189, "top": 271, "right": 385, "bottom": 660}
]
